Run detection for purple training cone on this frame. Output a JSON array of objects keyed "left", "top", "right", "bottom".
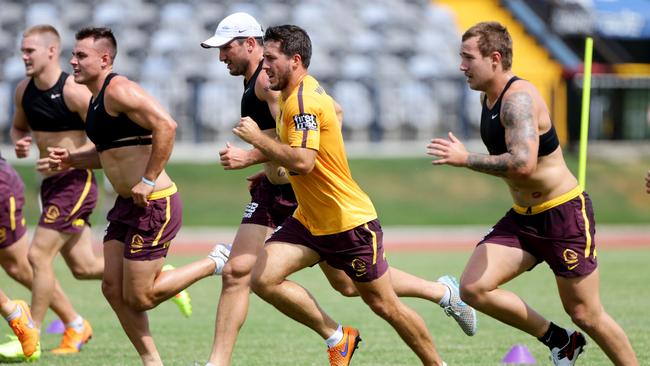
[
  {"left": 46, "top": 318, "right": 65, "bottom": 334},
  {"left": 501, "top": 344, "right": 536, "bottom": 364}
]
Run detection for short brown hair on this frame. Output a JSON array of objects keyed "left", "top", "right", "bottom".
[
  {"left": 75, "top": 27, "right": 118, "bottom": 61},
  {"left": 264, "top": 25, "right": 312, "bottom": 68},
  {"left": 462, "top": 22, "right": 512, "bottom": 70}
]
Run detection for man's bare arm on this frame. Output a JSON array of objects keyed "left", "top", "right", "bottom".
[{"left": 466, "top": 91, "right": 538, "bottom": 178}]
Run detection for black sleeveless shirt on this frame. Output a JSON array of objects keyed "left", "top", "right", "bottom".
[
  {"left": 21, "top": 72, "right": 85, "bottom": 132},
  {"left": 480, "top": 76, "right": 559, "bottom": 157},
  {"left": 241, "top": 61, "right": 275, "bottom": 130},
  {"left": 86, "top": 73, "right": 152, "bottom": 152}
]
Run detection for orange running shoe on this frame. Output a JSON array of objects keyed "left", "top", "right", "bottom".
[
  {"left": 7, "top": 300, "right": 39, "bottom": 358},
  {"left": 327, "top": 326, "right": 361, "bottom": 366},
  {"left": 51, "top": 319, "right": 93, "bottom": 354}
]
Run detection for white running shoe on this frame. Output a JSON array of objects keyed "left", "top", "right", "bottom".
[
  {"left": 437, "top": 275, "right": 477, "bottom": 336},
  {"left": 550, "top": 329, "right": 586, "bottom": 366},
  {"left": 208, "top": 243, "right": 231, "bottom": 275}
]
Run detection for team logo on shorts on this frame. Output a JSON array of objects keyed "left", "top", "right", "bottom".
[
  {"left": 0, "top": 228, "right": 6, "bottom": 244},
  {"left": 43, "top": 205, "right": 60, "bottom": 223},
  {"left": 562, "top": 248, "right": 579, "bottom": 270},
  {"left": 243, "top": 202, "right": 259, "bottom": 219},
  {"left": 130, "top": 234, "right": 145, "bottom": 254},
  {"left": 351, "top": 258, "right": 367, "bottom": 277},
  {"left": 293, "top": 113, "right": 318, "bottom": 131}
]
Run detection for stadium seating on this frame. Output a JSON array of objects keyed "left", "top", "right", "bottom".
[{"left": 0, "top": 0, "right": 472, "bottom": 144}]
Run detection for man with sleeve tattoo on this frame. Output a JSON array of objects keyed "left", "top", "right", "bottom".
[{"left": 427, "top": 22, "right": 638, "bottom": 366}]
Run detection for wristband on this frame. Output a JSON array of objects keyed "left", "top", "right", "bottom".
[{"left": 141, "top": 177, "right": 155, "bottom": 187}]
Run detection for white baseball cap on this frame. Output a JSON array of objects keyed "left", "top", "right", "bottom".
[{"left": 200, "top": 12, "right": 264, "bottom": 48}]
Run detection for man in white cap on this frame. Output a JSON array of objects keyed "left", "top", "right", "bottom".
[{"left": 201, "top": 12, "right": 476, "bottom": 366}]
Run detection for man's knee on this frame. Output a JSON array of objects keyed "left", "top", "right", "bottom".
[
  {"left": 69, "top": 264, "right": 96, "bottom": 280},
  {"left": 27, "top": 247, "right": 51, "bottom": 270},
  {"left": 221, "top": 257, "right": 254, "bottom": 288},
  {"left": 361, "top": 292, "right": 400, "bottom": 320},
  {"left": 123, "top": 291, "right": 155, "bottom": 312},
  {"left": 330, "top": 281, "right": 358, "bottom": 297},
  {"left": 101, "top": 278, "right": 121, "bottom": 303},
  {"left": 566, "top": 304, "right": 599, "bottom": 330},
  {"left": 459, "top": 279, "right": 487, "bottom": 307},
  {"left": 1, "top": 261, "right": 32, "bottom": 285}
]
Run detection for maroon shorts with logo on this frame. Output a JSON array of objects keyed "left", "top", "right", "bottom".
[
  {"left": 241, "top": 176, "right": 297, "bottom": 228},
  {"left": 39, "top": 169, "right": 97, "bottom": 234},
  {"left": 104, "top": 189, "right": 182, "bottom": 261},
  {"left": 479, "top": 191, "right": 598, "bottom": 278},
  {"left": 267, "top": 216, "right": 388, "bottom": 282},
  {"left": 0, "top": 159, "right": 27, "bottom": 248}
]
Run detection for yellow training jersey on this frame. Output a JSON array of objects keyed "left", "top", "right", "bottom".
[{"left": 277, "top": 75, "right": 377, "bottom": 235}]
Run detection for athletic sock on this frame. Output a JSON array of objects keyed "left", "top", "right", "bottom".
[
  {"left": 67, "top": 315, "right": 85, "bottom": 333},
  {"left": 438, "top": 285, "right": 451, "bottom": 307},
  {"left": 205, "top": 363, "right": 216, "bottom": 366},
  {"left": 4, "top": 304, "right": 21, "bottom": 322},
  {"left": 538, "top": 322, "right": 569, "bottom": 349},
  {"left": 325, "top": 324, "right": 344, "bottom": 348}
]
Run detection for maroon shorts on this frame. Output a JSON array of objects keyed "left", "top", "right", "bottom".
[
  {"left": 479, "top": 189, "right": 597, "bottom": 278},
  {"left": 241, "top": 176, "right": 297, "bottom": 228},
  {"left": 267, "top": 216, "right": 388, "bottom": 282},
  {"left": 0, "top": 159, "right": 27, "bottom": 249},
  {"left": 104, "top": 186, "right": 182, "bottom": 261},
  {"left": 39, "top": 169, "right": 97, "bottom": 233}
]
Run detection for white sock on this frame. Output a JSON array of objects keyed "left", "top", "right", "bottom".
[
  {"left": 438, "top": 285, "right": 451, "bottom": 307},
  {"left": 325, "top": 325, "right": 344, "bottom": 348},
  {"left": 205, "top": 363, "right": 216, "bottom": 366},
  {"left": 67, "top": 315, "right": 85, "bottom": 333},
  {"left": 4, "top": 304, "right": 21, "bottom": 322}
]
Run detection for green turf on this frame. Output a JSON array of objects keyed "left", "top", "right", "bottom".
[
  {"left": 12, "top": 155, "right": 650, "bottom": 227},
  {"left": 0, "top": 249, "right": 647, "bottom": 365}
]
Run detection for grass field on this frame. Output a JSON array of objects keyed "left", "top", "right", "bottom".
[{"left": 0, "top": 249, "right": 647, "bottom": 365}]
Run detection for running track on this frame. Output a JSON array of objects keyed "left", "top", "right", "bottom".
[{"left": 151, "top": 226, "right": 650, "bottom": 255}]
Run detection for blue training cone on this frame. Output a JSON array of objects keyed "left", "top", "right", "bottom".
[
  {"left": 46, "top": 318, "right": 65, "bottom": 334},
  {"left": 501, "top": 344, "right": 536, "bottom": 364}
]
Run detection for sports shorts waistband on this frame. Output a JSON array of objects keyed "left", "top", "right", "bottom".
[
  {"left": 512, "top": 185, "right": 582, "bottom": 215},
  {"left": 148, "top": 183, "right": 177, "bottom": 200}
]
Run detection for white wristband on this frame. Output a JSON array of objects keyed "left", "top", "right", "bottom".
[{"left": 141, "top": 177, "right": 155, "bottom": 187}]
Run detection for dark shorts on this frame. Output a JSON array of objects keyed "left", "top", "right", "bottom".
[
  {"left": 0, "top": 159, "right": 27, "bottom": 249},
  {"left": 479, "top": 188, "right": 598, "bottom": 278},
  {"left": 104, "top": 185, "right": 182, "bottom": 261},
  {"left": 267, "top": 216, "right": 388, "bottom": 282},
  {"left": 241, "top": 176, "right": 297, "bottom": 228},
  {"left": 39, "top": 169, "right": 98, "bottom": 233}
]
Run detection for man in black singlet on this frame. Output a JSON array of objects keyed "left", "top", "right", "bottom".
[
  {"left": 7, "top": 24, "right": 103, "bottom": 358},
  {"left": 427, "top": 21, "right": 638, "bottom": 366},
  {"left": 201, "top": 13, "right": 476, "bottom": 366},
  {"left": 46, "top": 27, "right": 228, "bottom": 366}
]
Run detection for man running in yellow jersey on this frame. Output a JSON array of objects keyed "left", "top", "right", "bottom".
[
  {"left": 234, "top": 24, "right": 448, "bottom": 366},
  {"left": 203, "top": 12, "right": 475, "bottom": 366},
  {"left": 10, "top": 24, "right": 102, "bottom": 356}
]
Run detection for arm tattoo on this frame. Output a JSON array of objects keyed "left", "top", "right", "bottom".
[{"left": 467, "top": 91, "right": 537, "bottom": 177}]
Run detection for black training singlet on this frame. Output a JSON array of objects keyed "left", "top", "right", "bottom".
[
  {"left": 241, "top": 61, "right": 275, "bottom": 130},
  {"left": 85, "top": 73, "right": 152, "bottom": 152},
  {"left": 21, "top": 72, "right": 85, "bottom": 132},
  {"left": 480, "top": 76, "right": 559, "bottom": 156}
]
